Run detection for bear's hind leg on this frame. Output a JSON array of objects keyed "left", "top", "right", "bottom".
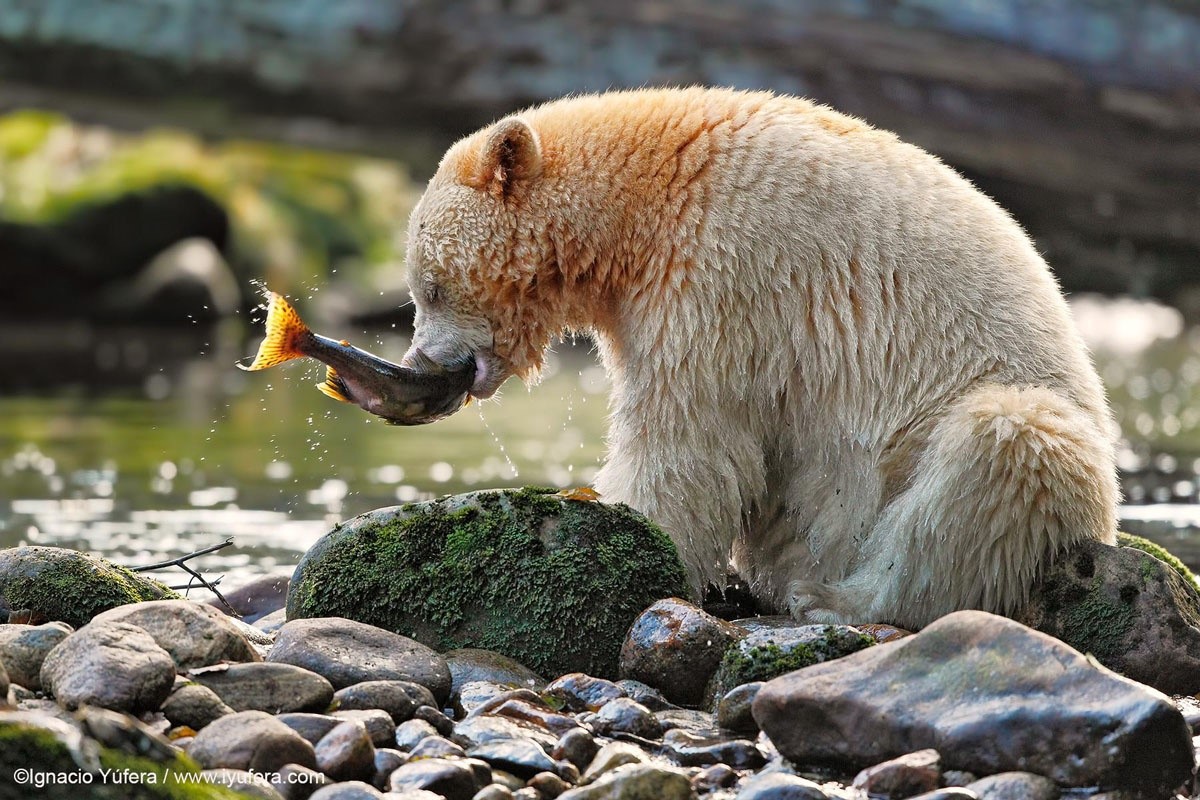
[{"left": 788, "top": 383, "right": 1117, "bottom": 629}]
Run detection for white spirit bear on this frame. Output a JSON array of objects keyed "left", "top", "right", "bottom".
[{"left": 397, "top": 87, "right": 1118, "bottom": 629}]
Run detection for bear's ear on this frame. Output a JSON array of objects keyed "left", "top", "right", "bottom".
[{"left": 474, "top": 117, "right": 542, "bottom": 197}]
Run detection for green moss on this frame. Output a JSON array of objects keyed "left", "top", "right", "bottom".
[
  {"left": 287, "top": 488, "right": 692, "bottom": 679},
  {"left": 707, "top": 626, "right": 875, "bottom": 704},
  {"left": 1117, "top": 532, "right": 1200, "bottom": 590},
  {"left": 1051, "top": 572, "right": 1138, "bottom": 662},
  {"left": 0, "top": 720, "right": 241, "bottom": 799},
  {"left": 0, "top": 546, "right": 179, "bottom": 628}
]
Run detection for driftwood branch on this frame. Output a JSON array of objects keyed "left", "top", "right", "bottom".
[{"left": 131, "top": 537, "right": 237, "bottom": 614}]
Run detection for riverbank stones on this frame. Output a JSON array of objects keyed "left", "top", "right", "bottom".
[
  {"left": 189, "top": 662, "right": 334, "bottom": 713},
  {"left": 0, "top": 620, "right": 71, "bottom": 690},
  {"left": 40, "top": 620, "right": 175, "bottom": 712},
  {"left": 92, "top": 599, "right": 260, "bottom": 668},
  {"left": 188, "top": 709, "right": 317, "bottom": 773}
]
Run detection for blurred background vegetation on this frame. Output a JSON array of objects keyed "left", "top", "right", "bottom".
[{"left": 0, "top": 0, "right": 1197, "bottom": 581}]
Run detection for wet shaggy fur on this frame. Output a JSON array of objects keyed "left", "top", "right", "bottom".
[{"left": 401, "top": 87, "right": 1119, "bottom": 629}]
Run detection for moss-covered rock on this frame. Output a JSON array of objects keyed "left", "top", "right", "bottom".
[
  {"left": 0, "top": 711, "right": 241, "bottom": 799},
  {"left": 0, "top": 546, "right": 178, "bottom": 628},
  {"left": 706, "top": 625, "right": 874, "bottom": 706},
  {"left": 1116, "top": 531, "right": 1200, "bottom": 589},
  {"left": 286, "top": 488, "right": 692, "bottom": 679}
]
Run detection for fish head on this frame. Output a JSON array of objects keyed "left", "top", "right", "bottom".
[{"left": 372, "top": 348, "right": 475, "bottom": 426}]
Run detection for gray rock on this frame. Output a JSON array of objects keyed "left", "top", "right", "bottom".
[
  {"left": 334, "top": 708, "right": 396, "bottom": 748},
  {"left": 560, "top": 763, "right": 693, "bottom": 800},
  {"left": 455, "top": 713, "right": 559, "bottom": 751},
  {"left": 592, "top": 697, "right": 660, "bottom": 739},
  {"left": 0, "top": 659, "right": 7, "bottom": 700},
  {"left": 581, "top": 742, "right": 649, "bottom": 782},
  {"left": 310, "top": 782, "right": 384, "bottom": 800},
  {"left": 255, "top": 608, "right": 289, "bottom": 635},
  {"left": 966, "top": 772, "right": 1059, "bottom": 800},
  {"left": 0, "top": 621, "right": 72, "bottom": 690},
  {"left": 545, "top": 673, "right": 625, "bottom": 712},
  {"left": 387, "top": 757, "right": 483, "bottom": 800},
  {"left": 612, "top": 679, "right": 675, "bottom": 711},
  {"left": 852, "top": 749, "right": 942, "bottom": 798},
  {"left": 716, "top": 682, "right": 762, "bottom": 734},
  {"left": 707, "top": 625, "right": 874, "bottom": 704},
  {"left": 753, "top": 610, "right": 1193, "bottom": 795},
  {"left": 188, "top": 710, "right": 317, "bottom": 773},
  {"left": 40, "top": 620, "right": 176, "bottom": 712},
  {"left": 472, "top": 786, "right": 516, "bottom": 800},
  {"left": 618, "top": 598, "right": 743, "bottom": 706},
  {"left": 271, "top": 762, "right": 328, "bottom": 800},
  {"left": 552, "top": 728, "right": 599, "bottom": 773},
  {"left": 393, "top": 718, "right": 439, "bottom": 750},
  {"left": 163, "top": 682, "right": 235, "bottom": 729},
  {"left": 269, "top": 617, "right": 451, "bottom": 701},
  {"left": 278, "top": 713, "right": 342, "bottom": 745},
  {"left": 528, "top": 771, "right": 570, "bottom": 798},
  {"left": 210, "top": 573, "right": 291, "bottom": 623},
  {"left": 1018, "top": 538, "right": 1200, "bottom": 695},
  {"left": 447, "top": 648, "right": 545, "bottom": 700},
  {"left": 661, "top": 728, "right": 764, "bottom": 769},
  {"left": 91, "top": 600, "right": 260, "bottom": 668},
  {"left": 469, "top": 737, "right": 559, "bottom": 780},
  {"left": 655, "top": 709, "right": 717, "bottom": 734},
  {"left": 200, "top": 768, "right": 287, "bottom": 799},
  {"left": 410, "top": 734, "right": 466, "bottom": 759},
  {"left": 334, "top": 680, "right": 437, "bottom": 723},
  {"left": 693, "top": 763, "right": 738, "bottom": 792},
  {"left": 414, "top": 705, "right": 455, "bottom": 736},
  {"left": 457, "top": 680, "right": 522, "bottom": 717},
  {"left": 734, "top": 773, "right": 829, "bottom": 800},
  {"left": 373, "top": 748, "right": 409, "bottom": 789},
  {"left": 316, "top": 719, "right": 376, "bottom": 782},
  {"left": 189, "top": 662, "right": 334, "bottom": 713}
]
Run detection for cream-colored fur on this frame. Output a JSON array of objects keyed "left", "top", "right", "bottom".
[{"left": 403, "top": 87, "right": 1118, "bottom": 629}]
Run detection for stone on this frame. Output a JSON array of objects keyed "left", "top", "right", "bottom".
[
  {"left": 0, "top": 620, "right": 72, "bottom": 689},
  {"left": 469, "top": 737, "right": 560, "bottom": 780},
  {"left": 753, "top": 610, "right": 1194, "bottom": 794},
  {"left": 965, "top": 771, "right": 1059, "bottom": 800},
  {"left": 188, "top": 710, "right": 318, "bottom": 773},
  {"left": 91, "top": 599, "right": 260, "bottom": 669},
  {"left": 189, "top": 662, "right": 334, "bottom": 713},
  {"left": 271, "top": 763, "right": 328, "bottom": 800},
  {"left": 394, "top": 718, "right": 439, "bottom": 750},
  {"left": 334, "top": 680, "right": 436, "bottom": 723},
  {"left": 457, "top": 680, "right": 523, "bottom": 717},
  {"left": 707, "top": 625, "right": 874, "bottom": 704},
  {"left": 1018, "top": 537, "right": 1200, "bottom": 695},
  {"left": 855, "top": 623, "right": 913, "bottom": 644},
  {"left": 485, "top": 696, "right": 583, "bottom": 737},
  {"left": 472, "top": 788, "right": 516, "bottom": 800},
  {"left": 0, "top": 659, "right": 7, "bottom": 700},
  {"left": 545, "top": 673, "right": 625, "bottom": 712},
  {"left": 374, "top": 748, "right": 409, "bottom": 788},
  {"left": 210, "top": 572, "right": 291, "bottom": 623},
  {"left": 0, "top": 545, "right": 177, "bottom": 628},
  {"left": 528, "top": 771, "right": 570, "bottom": 798},
  {"left": 334, "top": 708, "right": 396, "bottom": 748},
  {"left": 734, "top": 773, "right": 830, "bottom": 799},
  {"left": 612, "top": 679, "right": 675, "bottom": 711},
  {"left": 559, "top": 763, "right": 693, "bottom": 800},
  {"left": 618, "top": 598, "right": 742, "bottom": 706},
  {"left": 447, "top": 648, "right": 546, "bottom": 700},
  {"left": 654, "top": 709, "right": 717, "bottom": 734},
  {"left": 410, "top": 735, "right": 467, "bottom": 759},
  {"left": 269, "top": 617, "right": 451, "bottom": 701},
  {"left": 456, "top": 713, "right": 559, "bottom": 751},
  {"left": 591, "top": 697, "right": 660, "bottom": 739},
  {"left": 387, "top": 757, "right": 483, "bottom": 800},
  {"left": 310, "top": 782, "right": 384, "bottom": 800},
  {"left": 255, "top": 608, "right": 289, "bottom": 635},
  {"left": 200, "top": 768, "right": 286, "bottom": 799},
  {"left": 852, "top": 749, "right": 942, "bottom": 798},
  {"left": 693, "top": 763, "right": 738, "bottom": 792},
  {"left": 162, "top": 682, "right": 235, "bottom": 729},
  {"left": 40, "top": 620, "right": 176, "bottom": 712},
  {"left": 287, "top": 489, "right": 692, "bottom": 679},
  {"left": 414, "top": 705, "right": 456, "bottom": 736},
  {"left": 661, "top": 728, "right": 765, "bottom": 769},
  {"left": 906, "top": 791, "right": 979, "bottom": 800},
  {"left": 316, "top": 719, "right": 376, "bottom": 782},
  {"left": 716, "top": 681, "right": 762, "bottom": 734},
  {"left": 278, "top": 713, "right": 342, "bottom": 745},
  {"left": 553, "top": 728, "right": 599, "bottom": 772},
  {"left": 581, "top": 742, "right": 649, "bottom": 782}
]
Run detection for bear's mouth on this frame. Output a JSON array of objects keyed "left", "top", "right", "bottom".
[{"left": 469, "top": 349, "right": 509, "bottom": 399}]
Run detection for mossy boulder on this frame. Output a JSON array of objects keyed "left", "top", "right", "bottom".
[
  {"left": 1116, "top": 531, "right": 1199, "bottom": 589},
  {"left": 1019, "top": 537, "right": 1200, "bottom": 695},
  {"left": 0, "top": 546, "right": 178, "bottom": 628},
  {"left": 0, "top": 710, "right": 242, "bottom": 799},
  {"left": 286, "top": 488, "right": 692, "bottom": 679}
]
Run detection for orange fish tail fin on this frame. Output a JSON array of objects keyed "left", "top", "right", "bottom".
[
  {"left": 316, "top": 367, "right": 352, "bottom": 403},
  {"left": 238, "top": 292, "right": 311, "bottom": 371}
]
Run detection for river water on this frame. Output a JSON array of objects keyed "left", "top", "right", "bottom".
[{"left": 0, "top": 295, "right": 1197, "bottom": 595}]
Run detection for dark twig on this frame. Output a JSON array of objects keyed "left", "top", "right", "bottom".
[{"left": 131, "top": 538, "right": 238, "bottom": 614}]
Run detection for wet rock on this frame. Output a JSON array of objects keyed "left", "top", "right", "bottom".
[
  {"left": 591, "top": 697, "right": 660, "bottom": 739},
  {"left": 693, "top": 763, "right": 738, "bottom": 792},
  {"left": 334, "top": 708, "right": 396, "bottom": 747},
  {"left": 373, "top": 748, "right": 408, "bottom": 789},
  {"left": 469, "top": 736, "right": 559, "bottom": 779},
  {"left": 189, "top": 662, "right": 334, "bottom": 713},
  {"left": 619, "top": 598, "right": 742, "bottom": 706},
  {"left": 457, "top": 713, "right": 559, "bottom": 751},
  {"left": 753, "top": 610, "right": 1194, "bottom": 795},
  {"left": 388, "top": 757, "right": 484, "bottom": 799},
  {"left": 906, "top": 791, "right": 979, "bottom": 800},
  {"left": 394, "top": 717, "right": 439, "bottom": 750},
  {"left": 0, "top": 546, "right": 177, "bottom": 628},
  {"left": 545, "top": 673, "right": 626, "bottom": 712},
  {"left": 269, "top": 617, "right": 451, "bottom": 702},
  {"left": 92, "top": 599, "right": 260, "bottom": 668},
  {"left": 278, "top": 713, "right": 342, "bottom": 745},
  {"left": 40, "top": 620, "right": 175, "bottom": 712},
  {"left": 553, "top": 728, "right": 599, "bottom": 772},
  {"left": 416, "top": 705, "right": 456, "bottom": 734},
  {"left": 457, "top": 680, "right": 522, "bottom": 716},
  {"left": 613, "top": 679, "right": 675, "bottom": 711},
  {"left": 655, "top": 708, "right": 717, "bottom": 733},
  {"left": 716, "top": 681, "right": 762, "bottom": 734},
  {"left": 529, "top": 771, "right": 571, "bottom": 798},
  {"left": 0, "top": 620, "right": 72, "bottom": 689},
  {"left": 410, "top": 734, "right": 467, "bottom": 759},
  {"left": 855, "top": 623, "right": 913, "bottom": 645},
  {"left": 734, "top": 772, "right": 830, "bottom": 799},
  {"left": 488, "top": 696, "right": 583, "bottom": 737},
  {"left": 473, "top": 786, "right": 516, "bottom": 800},
  {"left": 189, "top": 710, "right": 317, "bottom": 773},
  {"left": 708, "top": 625, "right": 874, "bottom": 703},
  {"left": 211, "top": 572, "right": 291, "bottom": 623},
  {"left": 310, "top": 782, "right": 384, "bottom": 800},
  {"left": 162, "top": 682, "right": 235, "bottom": 729},
  {"left": 288, "top": 489, "right": 691, "bottom": 679},
  {"left": 255, "top": 608, "right": 289, "bottom": 635},
  {"left": 316, "top": 719, "right": 376, "bottom": 782},
  {"left": 1018, "top": 537, "right": 1200, "bottom": 695},
  {"left": 965, "top": 771, "right": 1059, "bottom": 799},
  {"left": 200, "top": 768, "right": 286, "bottom": 799},
  {"left": 448, "top": 648, "right": 546, "bottom": 698},
  {"left": 561, "top": 763, "right": 693, "bottom": 799},
  {"left": 581, "top": 742, "right": 649, "bottom": 782},
  {"left": 662, "top": 728, "right": 765, "bottom": 769},
  {"left": 335, "top": 679, "right": 437, "bottom": 723},
  {"left": 942, "top": 770, "right": 978, "bottom": 787},
  {"left": 271, "top": 763, "right": 328, "bottom": 800},
  {"left": 852, "top": 749, "right": 942, "bottom": 798}
]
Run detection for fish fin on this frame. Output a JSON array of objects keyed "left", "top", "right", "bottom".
[
  {"left": 238, "top": 292, "right": 311, "bottom": 371},
  {"left": 316, "top": 367, "right": 352, "bottom": 403}
]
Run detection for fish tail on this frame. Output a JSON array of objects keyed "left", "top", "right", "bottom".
[
  {"left": 238, "top": 292, "right": 311, "bottom": 371},
  {"left": 316, "top": 367, "right": 352, "bottom": 403}
]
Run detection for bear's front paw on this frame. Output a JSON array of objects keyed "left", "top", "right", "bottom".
[{"left": 786, "top": 579, "right": 849, "bottom": 624}]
